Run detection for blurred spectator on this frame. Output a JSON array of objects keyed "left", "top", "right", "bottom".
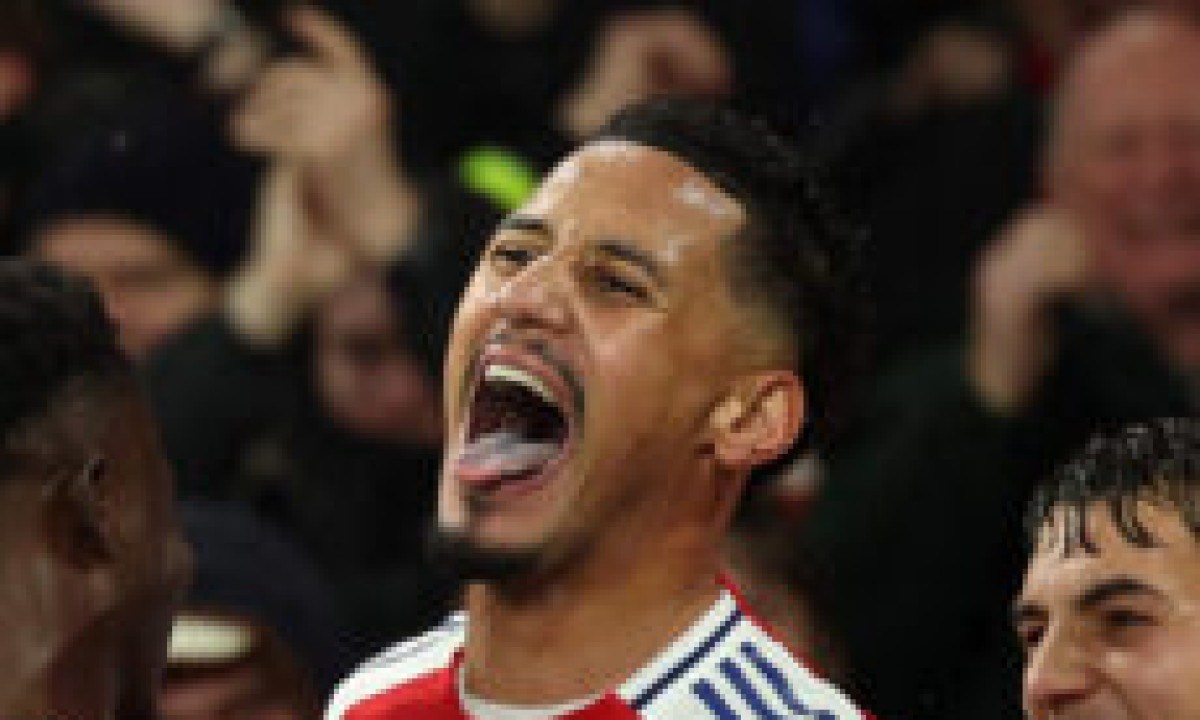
[
  {"left": 12, "top": 0, "right": 236, "bottom": 185},
  {"left": 145, "top": 268, "right": 453, "bottom": 652},
  {"left": 311, "top": 272, "right": 444, "bottom": 447},
  {"left": 817, "top": 0, "right": 1200, "bottom": 363},
  {"left": 0, "top": 259, "right": 191, "bottom": 719},
  {"left": 227, "top": 6, "right": 416, "bottom": 266},
  {"left": 72, "top": 0, "right": 775, "bottom": 174},
  {"left": 815, "top": 4, "right": 1043, "bottom": 364},
  {"left": 123, "top": 5, "right": 506, "bottom": 651},
  {"left": 1009, "top": 0, "right": 1200, "bottom": 90},
  {"left": 342, "top": 0, "right": 800, "bottom": 173},
  {"left": 160, "top": 501, "right": 351, "bottom": 720},
  {"left": 0, "top": 1, "right": 40, "bottom": 120},
  {"left": 802, "top": 9, "right": 1200, "bottom": 720},
  {"left": 849, "top": 0, "right": 994, "bottom": 75},
  {"left": 143, "top": 152, "right": 460, "bottom": 652},
  {"left": 0, "top": 0, "right": 46, "bottom": 234},
  {"left": 64, "top": 0, "right": 281, "bottom": 94},
  {"left": 16, "top": 95, "right": 258, "bottom": 360}
]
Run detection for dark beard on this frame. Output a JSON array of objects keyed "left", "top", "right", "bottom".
[{"left": 423, "top": 520, "right": 544, "bottom": 587}]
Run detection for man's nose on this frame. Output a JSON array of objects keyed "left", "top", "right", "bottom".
[
  {"left": 489, "top": 254, "right": 574, "bottom": 333},
  {"left": 1023, "top": 628, "right": 1095, "bottom": 718}
]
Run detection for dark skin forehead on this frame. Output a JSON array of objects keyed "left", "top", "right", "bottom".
[
  {"left": 1, "top": 380, "right": 172, "bottom": 519},
  {"left": 1, "top": 381, "right": 119, "bottom": 476}
]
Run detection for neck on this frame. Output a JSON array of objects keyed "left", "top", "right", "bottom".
[
  {"left": 0, "top": 610, "right": 122, "bottom": 720},
  {"left": 461, "top": 533, "right": 723, "bottom": 705}
]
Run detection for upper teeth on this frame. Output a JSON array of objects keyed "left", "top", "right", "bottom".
[{"left": 484, "top": 364, "right": 557, "bottom": 405}]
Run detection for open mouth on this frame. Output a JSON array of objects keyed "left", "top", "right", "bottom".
[{"left": 454, "top": 359, "right": 575, "bottom": 500}]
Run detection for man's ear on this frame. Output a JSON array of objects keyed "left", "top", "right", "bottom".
[
  {"left": 44, "top": 455, "right": 118, "bottom": 571},
  {"left": 708, "top": 372, "right": 804, "bottom": 469}
]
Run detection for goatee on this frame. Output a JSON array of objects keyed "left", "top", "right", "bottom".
[{"left": 423, "top": 520, "right": 543, "bottom": 586}]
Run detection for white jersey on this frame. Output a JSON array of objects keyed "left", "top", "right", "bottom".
[{"left": 328, "top": 581, "right": 871, "bottom": 720}]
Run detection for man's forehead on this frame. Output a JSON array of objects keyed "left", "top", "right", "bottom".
[
  {"left": 531, "top": 140, "right": 744, "bottom": 224},
  {"left": 1062, "top": 15, "right": 1200, "bottom": 121},
  {"left": 1026, "top": 502, "right": 1200, "bottom": 589}
]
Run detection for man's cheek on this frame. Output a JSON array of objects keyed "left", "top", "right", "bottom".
[{"left": 445, "top": 281, "right": 492, "bottom": 389}]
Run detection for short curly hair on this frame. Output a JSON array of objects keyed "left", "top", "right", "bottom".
[
  {"left": 1027, "top": 418, "right": 1200, "bottom": 553},
  {"left": 0, "top": 258, "right": 131, "bottom": 474},
  {"left": 596, "top": 99, "right": 871, "bottom": 468}
]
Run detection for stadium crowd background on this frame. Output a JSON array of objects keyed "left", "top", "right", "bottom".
[{"left": 1, "top": 0, "right": 1199, "bottom": 718}]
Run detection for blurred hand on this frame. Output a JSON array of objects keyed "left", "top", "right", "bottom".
[
  {"left": 226, "top": 163, "right": 355, "bottom": 346},
  {"left": 891, "top": 24, "right": 1012, "bottom": 113},
  {"left": 231, "top": 6, "right": 417, "bottom": 262},
  {"left": 968, "top": 208, "right": 1096, "bottom": 413},
  {"left": 558, "top": 8, "right": 732, "bottom": 140},
  {"left": 81, "top": 0, "right": 228, "bottom": 53}
]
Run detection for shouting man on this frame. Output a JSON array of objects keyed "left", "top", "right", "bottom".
[{"left": 328, "top": 100, "right": 869, "bottom": 720}]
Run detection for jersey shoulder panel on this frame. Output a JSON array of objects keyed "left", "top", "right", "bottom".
[
  {"left": 325, "top": 613, "right": 467, "bottom": 720},
  {"left": 619, "top": 592, "right": 867, "bottom": 719}
]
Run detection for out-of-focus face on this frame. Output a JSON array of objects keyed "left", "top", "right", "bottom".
[
  {"left": 1063, "top": 0, "right": 1200, "bottom": 27},
  {"left": 314, "top": 274, "right": 442, "bottom": 446},
  {"left": 33, "top": 216, "right": 218, "bottom": 360},
  {"left": 1015, "top": 0, "right": 1200, "bottom": 65},
  {"left": 437, "top": 141, "right": 754, "bottom": 576},
  {"left": 109, "top": 396, "right": 194, "bottom": 718},
  {"left": 159, "top": 617, "right": 314, "bottom": 720},
  {"left": 161, "top": 667, "right": 306, "bottom": 720},
  {"left": 469, "top": 0, "right": 556, "bottom": 35},
  {"left": 1016, "top": 501, "right": 1200, "bottom": 720},
  {"left": 1051, "top": 15, "right": 1200, "bottom": 366},
  {"left": 0, "top": 50, "right": 35, "bottom": 120},
  {"left": 0, "top": 389, "right": 190, "bottom": 719}
]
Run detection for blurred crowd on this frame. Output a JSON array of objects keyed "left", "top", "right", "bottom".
[{"left": 2, "top": 0, "right": 1200, "bottom": 718}]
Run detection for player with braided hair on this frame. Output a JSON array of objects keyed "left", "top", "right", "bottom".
[{"left": 0, "top": 258, "right": 191, "bottom": 720}]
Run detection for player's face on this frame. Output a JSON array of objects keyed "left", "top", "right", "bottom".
[
  {"left": 1016, "top": 501, "right": 1200, "bottom": 720},
  {"left": 437, "top": 141, "right": 747, "bottom": 574}
]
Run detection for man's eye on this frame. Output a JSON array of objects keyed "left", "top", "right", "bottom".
[
  {"left": 1016, "top": 623, "right": 1045, "bottom": 653},
  {"left": 1104, "top": 608, "right": 1153, "bottom": 630},
  {"left": 492, "top": 246, "right": 536, "bottom": 267},
  {"left": 592, "top": 269, "right": 649, "bottom": 300}
]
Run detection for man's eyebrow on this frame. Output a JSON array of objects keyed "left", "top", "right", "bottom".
[
  {"left": 1076, "top": 576, "right": 1165, "bottom": 611},
  {"left": 496, "top": 214, "right": 551, "bottom": 236},
  {"left": 593, "top": 239, "right": 667, "bottom": 288},
  {"left": 1011, "top": 576, "right": 1166, "bottom": 629}
]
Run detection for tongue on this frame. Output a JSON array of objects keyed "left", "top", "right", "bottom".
[{"left": 456, "top": 430, "right": 561, "bottom": 486}]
